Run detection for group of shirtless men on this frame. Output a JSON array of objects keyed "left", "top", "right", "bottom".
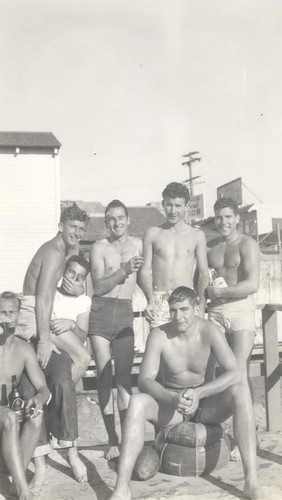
[{"left": 0, "top": 181, "right": 262, "bottom": 499}]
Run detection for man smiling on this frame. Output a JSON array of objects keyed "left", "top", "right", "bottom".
[
  {"left": 89, "top": 200, "right": 143, "bottom": 460},
  {"left": 139, "top": 182, "right": 209, "bottom": 325}
]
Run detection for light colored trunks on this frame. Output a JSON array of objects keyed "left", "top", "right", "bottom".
[
  {"left": 14, "top": 295, "right": 37, "bottom": 341},
  {"left": 208, "top": 295, "right": 256, "bottom": 334},
  {"left": 150, "top": 290, "right": 173, "bottom": 329}
]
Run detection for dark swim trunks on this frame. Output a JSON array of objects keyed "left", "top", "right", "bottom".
[{"left": 88, "top": 295, "right": 134, "bottom": 340}]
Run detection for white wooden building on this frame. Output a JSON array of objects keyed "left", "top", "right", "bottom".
[{"left": 0, "top": 132, "right": 61, "bottom": 292}]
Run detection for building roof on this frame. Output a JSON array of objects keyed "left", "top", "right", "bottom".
[
  {"left": 82, "top": 206, "right": 166, "bottom": 242},
  {"left": 0, "top": 132, "right": 61, "bottom": 148}
]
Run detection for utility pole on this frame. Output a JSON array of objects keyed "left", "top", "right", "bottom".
[{"left": 182, "top": 151, "right": 201, "bottom": 197}]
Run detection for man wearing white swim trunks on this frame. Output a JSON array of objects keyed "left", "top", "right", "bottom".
[
  {"left": 139, "top": 182, "right": 209, "bottom": 327},
  {"left": 207, "top": 197, "right": 260, "bottom": 461}
]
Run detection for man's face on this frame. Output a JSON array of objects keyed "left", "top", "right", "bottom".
[
  {"left": 169, "top": 298, "right": 198, "bottom": 333},
  {"left": 62, "top": 261, "right": 87, "bottom": 290},
  {"left": 162, "top": 197, "right": 187, "bottom": 225},
  {"left": 0, "top": 298, "right": 20, "bottom": 331},
  {"left": 59, "top": 219, "right": 86, "bottom": 248},
  {"left": 105, "top": 207, "right": 129, "bottom": 238},
  {"left": 214, "top": 207, "right": 239, "bottom": 238}
]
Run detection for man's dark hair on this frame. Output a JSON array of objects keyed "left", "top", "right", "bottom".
[
  {"left": 60, "top": 203, "right": 89, "bottom": 224},
  {"left": 162, "top": 182, "right": 190, "bottom": 204},
  {"left": 65, "top": 255, "right": 90, "bottom": 276},
  {"left": 214, "top": 197, "right": 239, "bottom": 215},
  {"left": 105, "top": 199, "right": 128, "bottom": 218},
  {"left": 0, "top": 291, "right": 21, "bottom": 310},
  {"left": 168, "top": 286, "right": 198, "bottom": 307}
]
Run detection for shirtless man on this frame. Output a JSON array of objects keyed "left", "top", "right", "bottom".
[
  {"left": 207, "top": 197, "right": 260, "bottom": 461},
  {"left": 89, "top": 199, "right": 143, "bottom": 460},
  {"left": 0, "top": 292, "right": 50, "bottom": 500},
  {"left": 21, "top": 202, "right": 89, "bottom": 368},
  {"left": 18, "top": 203, "right": 89, "bottom": 489},
  {"left": 139, "top": 182, "right": 209, "bottom": 326},
  {"left": 109, "top": 287, "right": 261, "bottom": 500}
]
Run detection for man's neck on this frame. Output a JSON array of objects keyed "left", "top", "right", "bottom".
[
  {"left": 221, "top": 229, "right": 240, "bottom": 245},
  {"left": 55, "top": 233, "right": 69, "bottom": 255},
  {"left": 165, "top": 220, "right": 187, "bottom": 232},
  {"left": 109, "top": 232, "right": 129, "bottom": 245}
]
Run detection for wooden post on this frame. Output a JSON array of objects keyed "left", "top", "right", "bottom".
[{"left": 262, "top": 305, "right": 282, "bottom": 431}]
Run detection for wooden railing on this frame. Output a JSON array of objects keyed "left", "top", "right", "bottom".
[{"left": 261, "top": 304, "right": 282, "bottom": 431}]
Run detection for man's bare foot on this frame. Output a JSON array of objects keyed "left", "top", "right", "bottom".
[
  {"left": 10, "top": 483, "right": 32, "bottom": 500},
  {"left": 67, "top": 447, "right": 88, "bottom": 483},
  {"left": 108, "top": 486, "right": 131, "bottom": 500},
  {"left": 243, "top": 481, "right": 263, "bottom": 499},
  {"left": 29, "top": 456, "right": 48, "bottom": 493},
  {"left": 18, "top": 489, "right": 33, "bottom": 500},
  {"left": 106, "top": 445, "right": 120, "bottom": 461}
]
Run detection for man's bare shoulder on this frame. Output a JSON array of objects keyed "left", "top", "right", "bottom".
[
  {"left": 13, "top": 337, "right": 35, "bottom": 357},
  {"left": 239, "top": 233, "right": 259, "bottom": 249},
  {"left": 32, "top": 238, "right": 63, "bottom": 263},
  {"left": 144, "top": 226, "right": 162, "bottom": 238},
  {"left": 199, "top": 318, "right": 223, "bottom": 341}
]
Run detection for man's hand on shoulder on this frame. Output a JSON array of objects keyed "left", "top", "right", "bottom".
[{"left": 37, "top": 340, "right": 53, "bottom": 369}]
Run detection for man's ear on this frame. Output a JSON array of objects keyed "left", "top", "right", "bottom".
[
  {"left": 58, "top": 222, "right": 63, "bottom": 233},
  {"left": 194, "top": 304, "right": 200, "bottom": 317}
]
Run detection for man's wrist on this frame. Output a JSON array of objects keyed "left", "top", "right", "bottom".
[
  {"left": 70, "top": 320, "right": 76, "bottom": 331},
  {"left": 120, "top": 266, "right": 128, "bottom": 277}
]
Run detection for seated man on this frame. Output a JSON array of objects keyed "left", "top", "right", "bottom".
[
  {"left": 0, "top": 291, "right": 50, "bottom": 500},
  {"left": 30, "top": 255, "right": 92, "bottom": 491},
  {"left": 50, "top": 254, "right": 91, "bottom": 384},
  {"left": 109, "top": 287, "right": 261, "bottom": 500}
]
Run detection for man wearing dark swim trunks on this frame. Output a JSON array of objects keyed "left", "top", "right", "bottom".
[
  {"left": 89, "top": 200, "right": 143, "bottom": 460},
  {"left": 109, "top": 287, "right": 262, "bottom": 500}
]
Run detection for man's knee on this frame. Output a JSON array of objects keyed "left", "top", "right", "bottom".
[
  {"left": 26, "top": 412, "right": 43, "bottom": 432},
  {"left": 128, "top": 393, "right": 153, "bottom": 418},
  {"left": 78, "top": 349, "right": 91, "bottom": 371},
  {"left": 2, "top": 410, "right": 20, "bottom": 433}
]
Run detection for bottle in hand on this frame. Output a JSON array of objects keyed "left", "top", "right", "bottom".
[{"left": 9, "top": 375, "right": 24, "bottom": 422}]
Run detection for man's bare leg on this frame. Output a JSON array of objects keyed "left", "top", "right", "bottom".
[
  {"left": 203, "top": 384, "right": 262, "bottom": 499},
  {"left": 51, "top": 332, "right": 91, "bottom": 384},
  {"left": 228, "top": 329, "right": 258, "bottom": 462},
  {"left": 20, "top": 414, "right": 44, "bottom": 469},
  {"left": 0, "top": 410, "right": 32, "bottom": 500},
  {"left": 29, "top": 455, "right": 48, "bottom": 493},
  {"left": 111, "top": 333, "right": 134, "bottom": 445},
  {"left": 109, "top": 392, "right": 181, "bottom": 500},
  {"left": 66, "top": 446, "right": 87, "bottom": 482},
  {"left": 89, "top": 336, "right": 119, "bottom": 460}
]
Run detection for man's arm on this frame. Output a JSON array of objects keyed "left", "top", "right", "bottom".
[
  {"left": 90, "top": 241, "right": 143, "bottom": 296},
  {"left": 22, "top": 342, "right": 50, "bottom": 416},
  {"left": 36, "top": 250, "right": 63, "bottom": 368},
  {"left": 138, "top": 329, "right": 175, "bottom": 405},
  {"left": 51, "top": 310, "right": 90, "bottom": 343},
  {"left": 194, "top": 230, "right": 209, "bottom": 317},
  {"left": 184, "top": 322, "right": 240, "bottom": 416},
  {"left": 138, "top": 228, "right": 155, "bottom": 321},
  {"left": 208, "top": 238, "right": 260, "bottom": 300}
]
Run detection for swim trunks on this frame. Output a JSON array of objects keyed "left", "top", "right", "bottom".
[
  {"left": 150, "top": 290, "right": 173, "bottom": 329},
  {"left": 14, "top": 295, "right": 37, "bottom": 341},
  {"left": 88, "top": 295, "right": 134, "bottom": 340},
  {"left": 208, "top": 295, "right": 256, "bottom": 334}
]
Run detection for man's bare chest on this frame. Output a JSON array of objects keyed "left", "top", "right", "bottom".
[{"left": 154, "top": 233, "right": 195, "bottom": 259}]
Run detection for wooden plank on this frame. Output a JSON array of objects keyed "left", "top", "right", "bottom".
[{"left": 262, "top": 307, "right": 282, "bottom": 431}]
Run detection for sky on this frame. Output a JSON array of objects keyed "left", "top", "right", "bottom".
[{"left": 1, "top": 0, "right": 282, "bottom": 216}]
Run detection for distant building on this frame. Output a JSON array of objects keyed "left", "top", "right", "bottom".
[{"left": 0, "top": 131, "right": 61, "bottom": 291}]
